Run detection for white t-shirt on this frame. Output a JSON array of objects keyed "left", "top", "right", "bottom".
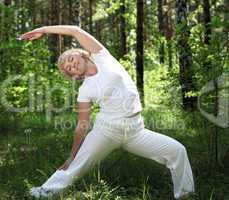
[{"left": 77, "top": 47, "right": 142, "bottom": 119}]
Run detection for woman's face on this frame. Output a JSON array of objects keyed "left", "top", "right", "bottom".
[{"left": 61, "top": 53, "right": 87, "bottom": 80}]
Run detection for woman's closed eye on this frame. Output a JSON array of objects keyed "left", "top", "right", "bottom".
[
  {"left": 68, "top": 56, "right": 74, "bottom": 62},
  {"left": 66, "top": 65, "right": 72, "bottom": 71}
]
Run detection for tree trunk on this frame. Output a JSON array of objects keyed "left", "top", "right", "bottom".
[
  {"left": 175, "top": 0, "right": 197, "bottom": 111},
  {"left": 203, "top": 0, "right": 220, "bottom": 171},
  {"left": 120, "top": 0, "right": 127, "bottom": 56},
  {"left": 1, "top": 0, "right": 12, "bottom": 78},
  {"left": 95, "top": 20, "right": 101, "bottom": 42},
  {"left": 4, "top": 0, "right": 11, "bottom": 5},
  {"left": 168, "top": 40, "right": 172, "bottom": 69},
  {"left": 213, "top": 79, "right": 219, "bottom": 169},
  {"left": 157, "top": 0, "right": 164, "bottom": 63},
  {"left": 71, "top": 0, "right": 81, "bottom": 48},
  {"left": 164, "top": 0, "right": 174, "bottom": 68},
  {"left": 63, "top": 0, "right": 73, "bottom": 47},
  {"left": 89, "top": 0, "right": 93, "bottom": 34},
  {"left": 224, "top": 0, "right": 229, "bottom": 51},
  {"left": 20, "top": 0, "right": 26, "bottom": 31},
  {"left": 69, "top": 0, "right": 73, "bottom": 25},
  {"left": 136, "top": 0, "right": 144, "bottom": 106},
  {"left": 73, "top": 0, "right": 80, "bottom": 26},
  {"left": 29, "top": 0, "right": 36, "bottom": 26},
  {"left": 49, "top": 0, "right": 60, "bottom": 64},
  {"left": 202, "top": 0, "right": 212, "bottom": 72},
  {"left": 203, "top": 0, "right": 211, "bottom": 45}
]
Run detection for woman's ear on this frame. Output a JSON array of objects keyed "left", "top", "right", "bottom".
[{"left": 81, "top": 53, "right": 88, "bottom": 60}]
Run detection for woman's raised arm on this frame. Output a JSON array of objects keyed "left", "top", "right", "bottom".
[{"left": 18, "top": 25, "right": 104, "bottom": 53}]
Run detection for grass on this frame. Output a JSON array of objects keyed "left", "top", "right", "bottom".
[{"left": 0, "top": 110, "right": 228, "bottom": 200}]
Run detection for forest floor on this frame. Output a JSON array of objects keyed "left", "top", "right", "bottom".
[{"left": 0, "top": 112, "right": 228, "bottom": 200}]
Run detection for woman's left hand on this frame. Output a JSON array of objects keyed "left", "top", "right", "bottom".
[
  {"left": 58, "top": 158, "right": 73, "bottom": 171},
  {"left": 17, "top": 28, "right": 45, "bottom": 41}
]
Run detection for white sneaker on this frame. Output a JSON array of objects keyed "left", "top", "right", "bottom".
[{"left": 30, "top": 186, "right": 55, "bottom": 198}]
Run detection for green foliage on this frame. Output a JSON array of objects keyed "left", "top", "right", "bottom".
[
  {"left": 0, "top": 0, "right": 229, "bottom": 199},
  {"left": 1, "top": 117, "right": 228, "bottom": 199},
  {"left": 119, "top": 51, "right": 137, "bottom": 82}
]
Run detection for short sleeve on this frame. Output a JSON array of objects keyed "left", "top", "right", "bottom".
[
  {"left": 77, "top": 84, "right": 91, "bottom": 102},
  {"left": 90, "top": 47, "right": 126, "bottom": 73},
  {"left": 90, "top": 47, "right": 110, "bottom": 59}
]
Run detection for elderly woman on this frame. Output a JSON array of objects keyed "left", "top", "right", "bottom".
[{"left": 19, "top": 25, "right": 194, "bottom": 199}]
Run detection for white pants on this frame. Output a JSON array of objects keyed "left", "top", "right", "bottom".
[{"left": 41, "top": 113, "right": 195, "bottom": 199}]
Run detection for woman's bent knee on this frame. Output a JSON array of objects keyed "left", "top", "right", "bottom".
[{"left": 173, "top": 140, "right": 187, "bottom": 155}]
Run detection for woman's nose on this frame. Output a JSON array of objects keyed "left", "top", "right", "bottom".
[{"left": 73, "top": 62, "right": 77, "bottom": 69}]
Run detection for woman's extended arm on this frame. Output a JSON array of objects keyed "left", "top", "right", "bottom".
[
  {"left": 19, "top": 25, "right": 104, "bottom": 53},
  {"left": 59, "top": 101, "right": 91, "bottom": 170}
]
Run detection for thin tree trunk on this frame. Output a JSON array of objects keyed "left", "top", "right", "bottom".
[
  {"left": 63, "top": 0, "right": 73, "bottom": 47},
  {"left": 202, "top": 0, "right": 220, "bottom": 171},
  {"left": 20, "top": 0, "right": 26, "bottom": 31},
  {"left": 49, "top": 0, "right": 60, "bottom": 64},
  {"left": 224, "top": 0, "right": 229, "bottom": 52},
  {"left": 69, "top": 0, "right": 72, "bottom": 25},
  {"left": 41, "top": 9, "right": 47, "bottom": 26},
  {"left": 136, "top": 0, "right": 144, "bottom": 106},
  {"left": 95, "top": 21, "right": 101, "bottom": 42},
  {"left": 108, "top": 1, "right": 115, "bottom": 50},
  {"left": 164, "top": 0, "right": 174, "bottom": 69},
  {"left": 120, "top": 0, "right": 127, "bottom": 56},
  {"left": 203, "top": 0, "right": 212, "bottom": 72},
  {"left": 71, "top": 0, "right": 81, "bottom": 48},
  {"left": 2, "top": 0, "right": 12, "bottom": 78},
  {"left": 58, "top": 0, "right": 63, "bottom": 55},
  {"left": 213, "top": 79, "right": 219, "bottom": 169},
  {"left": 73, "top": 0, "right": 80, "bottom": 26},
  {"left": 203, "top": 0, "right": 211, "bottom": 45},
  {"left": 29, "top": 0, "right": 36, "bottom": 26},
  {"left": 168, "top": 40, "right": 172, "bottom": 69},
  {"left": 4, "top": 0, "right": 11, "bottom": 5},
  {"left": 89, "top": 0, "right": 93, "bottom": 34},
  {"left": 157, "top": 0, "right": 164, "bottom": 63},
  {"left": 175, "top": 0, "right": 197, "bottom": 111}
]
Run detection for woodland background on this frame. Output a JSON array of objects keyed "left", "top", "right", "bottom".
[{"left": 0, "top": 0, "right": 228, "bottom": 199}]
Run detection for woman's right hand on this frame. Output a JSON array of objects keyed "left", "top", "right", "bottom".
[{"left": 17, "top": 27, "right": 45, "bottom": 41}]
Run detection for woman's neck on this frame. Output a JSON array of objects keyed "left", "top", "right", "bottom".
[{"left": 85, "top": 59, "right": 98, "bottom": 77}]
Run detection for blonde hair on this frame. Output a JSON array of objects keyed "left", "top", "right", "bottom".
[{"left": 57, "top": 48, "right": 92, "bottom": 80}]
